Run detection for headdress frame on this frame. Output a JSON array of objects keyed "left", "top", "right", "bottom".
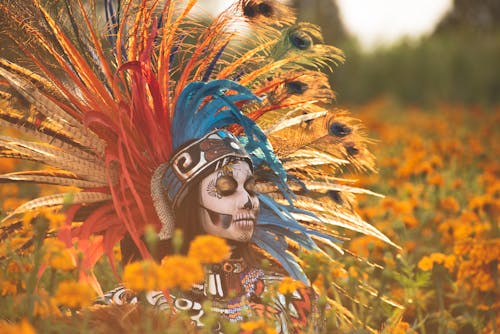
[{"left": 152, "top": 129, "right": 253, "bottom": 240}]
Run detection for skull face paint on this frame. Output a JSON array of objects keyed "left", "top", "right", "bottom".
[{"left": 199, "top": 160, "right": 259, "bottom": 242}]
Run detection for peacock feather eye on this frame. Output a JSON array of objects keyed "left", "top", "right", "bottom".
[
  {"left": 216, "top": 175, "right": 238, "bottom": 197},
  {"left": 258, "top": 2, "right": 273, "bottom": 17},
  {"left": 329, "top": 122, "right": 352, "bottom": 137},
  {"left": 243, "top": 1, "right": 274, "bottom": 18},
  {"left": 290, "top": 30, "right": 313, "bottom": 50},
  {"left": 344, "top": 142, "right": 359, "bottom": 156},
  {"left": 286, "top": 80, "right": 308, "bottom": 94},
  {"left": 328, "top": 190, "right": 343, "bottom": 205}
]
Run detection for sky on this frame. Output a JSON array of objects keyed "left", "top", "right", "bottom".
[
  {"left": 200, "top": 0, "right": 454, "bottom": 49},
  {"left": 336, "top": 0, "right": 453, "bottom": 48}
]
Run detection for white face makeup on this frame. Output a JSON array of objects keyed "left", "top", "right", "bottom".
[{"left": 199, "top": 160, "right": 259, "bottom": 242}]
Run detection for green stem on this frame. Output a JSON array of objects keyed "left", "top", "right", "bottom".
[
  {"left": 26, "top": 218, "right": 49, "bottom": 322},
  {"left": 434, "top": 273, "right": 445, "bottom": 334}
]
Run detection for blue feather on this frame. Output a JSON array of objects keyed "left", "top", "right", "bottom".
[
  {"left": 202, "top": 42, "right": 229, "bottom": 82},
  {"left": 253, "top": 229, "right": 309, "bottom": 284},
  {"left": 172, "top": 80, "right": 259, "bottom": 149},
  {"left": 105, "top": 0, "right": 118, "bottom": 48}
]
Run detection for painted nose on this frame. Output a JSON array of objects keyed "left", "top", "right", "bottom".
[{"left": 242, "top": 196, "right": 253, "bottom": 210}]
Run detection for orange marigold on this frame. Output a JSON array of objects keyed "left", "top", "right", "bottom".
[
  {"left": 123, "top": 260, "right": 163, "bottom": 291},
  {"left": 54, "top": 281, "right": 95, "bottom": 309},
  {"left": 1, "top": 279, "right": 17, "bottom": 296},
  {"left": 43, "top": 239, "right": 76, "bottom": 271},
  {"left": 417, "top": 256, "right": 433, "bottom": 271},
  {"left": 277, "top": 277, "right": 306, "bottom": 295},
  {"left": 241, "top": 319, "right": 277, "bottom": 334},
  {"left": 159, "top": 255, "right": 204, "bottom": 290},
  {"left": 0, "top": 319, "right": 36, "bottom": 334},
  {"left": 33, "top": 289, "right": 61, "bottom": 318},
  {"left": 389, "top": 320, "right": 416, "bottom": 334},
  {"left": 439, "top": 197, "right": 460, "bottom": 214},
  {"left": 187, "top": 235, "right": 231, "bottom": 264}
]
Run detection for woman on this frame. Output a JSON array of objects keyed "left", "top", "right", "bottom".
[{"left": 98, "top": 130, "right": 317, "bottom": 333}]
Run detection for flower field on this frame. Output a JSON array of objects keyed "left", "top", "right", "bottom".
[{"left": 0, "top": 99, "right": 499, "bottom": 333}]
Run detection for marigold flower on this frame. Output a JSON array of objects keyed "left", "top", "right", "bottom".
[
  {"left": 443, "top": 255, "right": 456, "bottom": 272},
  {"left": 389, "top": 320, "right": 416, "bottom": 334},
  {"left": 123, "top": 260, "right": 163, "bottom": 291},
  {"left": 159, "top": 255, "right": 204, "bottom": 290},
  {"left": 427, "top": 173, "right": 444, "bottom": 187},
  {"left": 1, "top": 279, "right": 17, "bottom": 296},
  {"left": 54, "top": 281, "right": 95, "bottom": 309},
  {"left": 34, "top": 289, "right": 61, "bottom": 318},
  {"left": 241, "top": 319, "right": 277, "bottom": 334},
  {"left": 429, "top": 252, "right": 446, "bottom": 263},
  {"left": 7, "top": 260, "right": 32, "bottom": 273},
  {"left": 43, "top": 210, "right": 66, "bottom": 229},
  {"left": 43, "top": 238, "right": 76, "bottom": 271},
  {"left": 0, "top": 319, "right": 36, "bottom": 334},
  {"left": 402, "top": 214, "right": 418, "bottom": 228},
  {"left": 439, "top": 197, "right": 460, "bottom": 213},
  {"left": 187, "top": 235, "right": 230, "bottom": 264},
  {"left": 417, "top": 256, "right": 433, "bottom": 272},
  {"left": 277, "top": 277, "right": 306, "bottom": 295},
  {"left": 2, "top": 198, "right": 26, "bottom": 212}
]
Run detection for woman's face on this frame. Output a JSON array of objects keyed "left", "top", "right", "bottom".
[{"left": 198, "top": 160, "right": 259, "bottom": 242}]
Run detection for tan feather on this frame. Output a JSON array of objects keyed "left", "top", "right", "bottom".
[
  {"left": 0, "top": 62, "right": 105, "bottom": 155},
  {"left": 0, "top": 118, "right": 101, "bottom": 163},
  {"left": 0, "top": 136, "right": 108, "bottom": 183},
  {"left": 0, "top": 171, "right": 106, "bottom": 188},
  {"left": 2, "top": 192, "right": 112, "bottom": 221},
  {"left": 288, "top": 181, "right": 384, "bottom": 198}
]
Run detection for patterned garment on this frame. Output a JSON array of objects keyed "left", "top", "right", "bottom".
[{"left": 96, "top": 259, "right": 317, "bottom": 333}]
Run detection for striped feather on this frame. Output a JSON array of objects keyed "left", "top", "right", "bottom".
[
  {"left": 0, "top": 171, "right": 106, "bottom": 188},
  {"left": 2, "top": 192, "right": 112, "bottom": 220}
]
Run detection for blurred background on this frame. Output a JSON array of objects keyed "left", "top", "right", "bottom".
[
  {"left": 294, "top": 0, "right": 500, "bottom": 107},
  {"left": 211, "top": 0, "right": 500, "bottom": 107}
]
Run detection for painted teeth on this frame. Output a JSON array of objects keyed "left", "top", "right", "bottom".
[{"left": 234, "top": 220, "right": 254, "bottom": 231}]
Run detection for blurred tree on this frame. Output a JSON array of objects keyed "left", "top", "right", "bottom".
[
  {"left": 435, "top": 0, "right": 500, "bottom": 34},
  {"left": 291, "top": 0, "right": 348, "bottom": 44}
]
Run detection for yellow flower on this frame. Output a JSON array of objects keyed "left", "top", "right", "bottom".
[
  {"left": 0, "top": 319, "right": 36, "bottom": 334},
  {"left": 427, "top": 173, "right": 444, "bottom": 187},
  {"left": 439, "top": 197, "right": 460, "bottom": 214},
  {"left": 188, "top": 235, "right": 231, "bottom": 264},
  {"left": 7, "top": 260, "right": 32, "bottom": 273},
  {"left": 389, "top": 320, "right": 416, "bottom": 334},
  {"left": 43, "top": 238, "right": 76, "bottom": 271},
  {"left": 54, "top": 281, "right": 95, "bottom": 309},
  {"left": 241, "top": 319, "right": 277, "bottom": 334},
  {"left": 43, "top": 210, "right": 66, "bottom": 229},
  {"left": 417, "top": 256, "right": 433, "bottom": 271},
  {"left": 22, "top": 212, "right": 38, "bottom": 229},
  {"left": 443, "top": 255, "right": 456, "bottom": 272},
  {"left": 33, "top": 289, "right": 61, "bottom": 318},
  {"left": 159, "top": 255, "right": 204, "bottom": 290},
  {"left": 277, "top": 277, "right": 305, "bottom": 295},
  {"left": 1, "top": 279, "right": 17, "bottom": 296},
  {"left": 2, "top": 198, "right": 26, "bottom": 212},
  {"left": 123, "top": 260, "right": 163, "bottom": 291},
  {"left": 0, "top": 184, "right": 19, "bottom": 198},
  {"left": 429, "top": 252, "right": 446, "bottom": 264}
]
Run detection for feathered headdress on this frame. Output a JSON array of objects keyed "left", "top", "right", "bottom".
[{"left": 0, "top": 0, "right": 396, "bottom": 287}]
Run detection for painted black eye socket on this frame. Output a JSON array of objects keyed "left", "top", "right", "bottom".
[
  {"left": 244, "top": 177, "right": 256, "bottom": 196},
  {"left": 216, "top": 175, "right": 238, "bottom": 197}
]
